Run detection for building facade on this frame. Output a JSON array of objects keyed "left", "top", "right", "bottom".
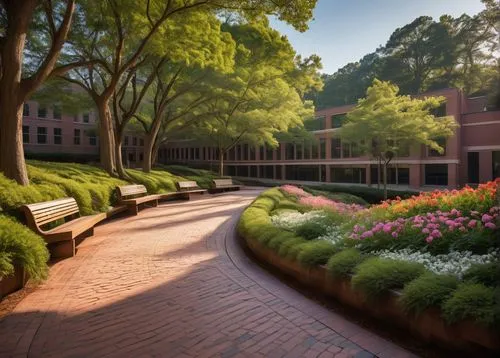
[
  {"left": 158, "top": 88, "right": 500, "bottom": 189},
  {"left": 22, "top": 100, "right": 146, "bottom": 167}
]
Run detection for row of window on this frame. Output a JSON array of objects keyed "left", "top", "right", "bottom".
[
  {"left": 224, "top": 164, "right": 449, "bottom": 186},
  {"left": 23, "top": 104, "right": 90, "bottom": 123},
  {"left": 22, "top": 126, "right": 96, "bottom": 146},
  {"left": 311, "top": 104, "right": 447, "bottom": 132},
  {"left": 165, "top": 136, "right": 447, "bottom": 163},
  {"left": 468, "top": 151, "right": 500, "bottom": 183},
  {"left": 124, "top": 136, "right": 144, "bottom": 147}
]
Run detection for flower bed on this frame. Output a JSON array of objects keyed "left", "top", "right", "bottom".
[{"left": 238, "top": 183, "right": 500, "bottom": 354}]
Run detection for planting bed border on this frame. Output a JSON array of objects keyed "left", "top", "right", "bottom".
[
  {"left": 0, "top": 264, "right": 27, "bottom": 300},
  {"left": 241, "top": 233, "right": 500, "bottom": 355}
]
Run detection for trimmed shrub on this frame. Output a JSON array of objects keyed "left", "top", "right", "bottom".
[
  {"left": 327, "top": 248, "right": 364, "bottom": 278},
  {"left": 463, "top": 262, "right": 500, "bottom": 287},
  {"left": 296, "top": 240, "right": 337, "bottom": 267},
  {"left": 0, "top": 215, "right": 49, "bottom": 281},
  {"left": 295, "top": 221, "right": 329, "bottom": 240},
  {"left": 442, "top": 283, "right": 499, "bottom": 326},
  {"left": 278, "top": 237, "right": 308, "bottom": 257},
  {"left": 399, "top": 273, "right": 459, "bottom": 315},
  {"left": 352, "top": 257, "right": 425, "bottom": 298}
]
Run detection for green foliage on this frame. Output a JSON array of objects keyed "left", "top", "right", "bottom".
[
  {"left": 463, "top": 262, "right": 500, "bottom": 287},
  {"left": 442, "top": 283, "right": 499, "bottom": 326},
  {"left": 127, "top": 169, "right": 182, "bottom": 194},
  {"left": 295, "top": 221, "right": 329, "bottom": 240},
  {"left": 326, "top": 249, "right": 365, "bottom": 278},
  {"left": 0, "top": 215, "right": 49, "bottom": 281},
  {"left": 296, "top": 240, "right": 337, "bottom": 267},
  {"left": 351, "top": 257, "right": 425, "bottom": 298},
  {"left": 277, "top": 237, "right": 308, "bottom": 258},
  {"left": 164, "top": 165, "right": 223, "bottom": 189},
  {"left": 399, "top": 273, "right": 459, "bottom": 315}
]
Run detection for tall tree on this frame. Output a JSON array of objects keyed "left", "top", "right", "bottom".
[
  {"left": 0, "top": 0, "right": 77, "bottom": 185},
  {"left": 339, "top": 79, "right": 458, "bottom": 199},
  {"left": 192, "top": 19, "right": 321, "bottom": 175},
  {"left": 60, "top": 0, "right": 318, "bottom": 176}
]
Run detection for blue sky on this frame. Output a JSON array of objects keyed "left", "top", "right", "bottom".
[{"left": 270, "top": 0, "right": 485, "bottom": 74}]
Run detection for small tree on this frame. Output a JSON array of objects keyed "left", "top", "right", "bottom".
[{"left": 339, "top": 79, "right": 458, "bottom": 199}]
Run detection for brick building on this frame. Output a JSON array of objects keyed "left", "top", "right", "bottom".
[
  {"left": 158, "top": 88, "right": 500, "bottom": 189},
  {"left": 22, "top": 100, "right": 146, "bottom": 167}
]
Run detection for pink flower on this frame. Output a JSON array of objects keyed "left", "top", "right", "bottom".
[
  {"left": 361, "top": 230, "right": 374, "bottom": 239},
  {"left": 485, "top": 222, "right": 496, "bottom": 229},
  {"left": 431, "top": 229, "right": 442, "bottom": 238},
  {"left": 383, "top": 224, "right": 392, "bottom": 233},
  {"left": 391, "top": 231, "right": 398, "bottom": 238},
  {"left": 422, "top": 228, "right": 430, "bottom": 234},
  {"left": 482, "top": 214, "right": 493, "bottom": 223},
  {"left": 468, "top": 220, "right": 478, "bottom": 228},
  {"left": 426, "top": 236, "right": 434, "bottom": 243},
  {"left": 459, "top": 226, "right": 467, "bottom": 232}
]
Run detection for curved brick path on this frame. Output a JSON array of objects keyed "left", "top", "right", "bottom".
[{"left": 0, "top": 189, "right": 416, "bottom": 358}]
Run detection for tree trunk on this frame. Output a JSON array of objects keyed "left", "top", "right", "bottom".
[
  {"left": 377, "top": 157, "right": 382, "bottom": 190},
  {"left": 219, "top": 148, "right": 224, "bottom": 177},
  {"left": 143, "top": 120, "right": 162, "bottom": 173},
  {"left": 114, "top": 134, "right": 127, "bottom": 179},
  {"left": 151, "top": 143, "right": 159, "bottom": 167},
  {"left": 96, "top": 100, "right": 116, "bottom": 175},
  {"left": 0, "top": 0, "right": 37, "bottom": 185},
  {"left": 383, "top": 162, "right": 388, "bottom": 200}
]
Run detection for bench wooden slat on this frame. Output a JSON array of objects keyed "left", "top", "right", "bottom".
[
  {"left": 117, "top": 184, "right": 148, "bottom": 199},
  {"left": 30, "top": 201, "right": 79, "bottom": 218},
  {"left": 24, "top": 197, "right": 76, "bottom": 211},
  {"left": 24, "top": 198, "right": 80, "bottom": 227},
  {"left": 34, "top": 207, "right": 81, "bottom": 226}
]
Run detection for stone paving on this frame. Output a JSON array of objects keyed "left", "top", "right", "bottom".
[{"left": 0, "top": 189, "right": 417, "bottom": 358}]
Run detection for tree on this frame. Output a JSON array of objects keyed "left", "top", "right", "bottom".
[
  {"left": 192, "top": 19, "right": 321, "bottom": 176},
  {"left": 339, "top": 79, "right": 458, "bottom": 199},
  {"left": 0, "top": 0, "right": 77, "bottom": 185},
  {"left": 60, "top": 0, "right": 318, "bottom": 176}
]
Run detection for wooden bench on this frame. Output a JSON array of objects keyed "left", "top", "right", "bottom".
[
  {"left": 175, "top": 181, "right": 207, "bottom": 196},
  {"left": 116, "top": 184, "right": 159, "bottom": 215},
  {"left": 21, "top": 198, "right": 107, "bottom": 259},
  {"left": 208, "top": 178, "right": 242, "bottom": 193}
]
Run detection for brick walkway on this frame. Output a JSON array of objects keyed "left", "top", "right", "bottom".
[{"left": 0, "top": 189, "right": 416, "bottom": 358}]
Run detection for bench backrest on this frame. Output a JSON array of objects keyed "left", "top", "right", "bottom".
[
  {"left": 22, "top": 197, "right": 80, "bottom": 231},
  {"left": 176, "top": 181, "right": 199, "bottom": 191},
  {"left": 213, "top": 178, "right": 234, "bottom": 187},
  {"left": 116, "top": 184, "right": 148, "bottom": 199}
]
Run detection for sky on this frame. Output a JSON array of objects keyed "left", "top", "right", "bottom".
[{"left": 269, "top": 0, "right": 485, "bottom": 74}]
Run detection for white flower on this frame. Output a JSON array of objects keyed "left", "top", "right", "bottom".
[
  {"left": 373, "top": 248, "right": 500, "bottom": 279},
  {"left": 271, "top": 210, "right": 326, "bottom": 230}
]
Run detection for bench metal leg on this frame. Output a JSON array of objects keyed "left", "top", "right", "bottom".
[{"left": 49, "top": 240, "right": 76, "bottom": 259}]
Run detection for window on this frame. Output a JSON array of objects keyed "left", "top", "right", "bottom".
[
  {"left": 331, "top": 113, "right": 346, "bottom": 128},
  {"left": 312, "top": 142, "right": 319, "bottom": 159},
  {"left": 493, "top": 152, "right": 500, "bottom": 180},
  {"left": 53, "top": 128, "right": 62, "bottom": 145},
  {"left": 249, "top": 146, "right": 255, "bottom": 160},
  {"left": 285, "top": 165, "right": 320, "bottom": 181},
  {"left": 22, "top": 126, "right": 29, "bottom": 143},
  {"left": 276, "top": 145, "right": 281, "bottom": 161},
  {"left": 190, "top": 148, "right": 194, "bottom": 160},
  {"left": 23, "top": 103, "right": 30, "bottom": 117},
  {"left": 89, "top": 136, "right": 97, "bottom": 146},
  {"left": 304, "top": 144, "right": 310, "bottom": 159},
  {"left": 331, "top": 138, "right": 341, "bottom": 159},
  {"left": 296, "top": 144, "right": 303, "bottom": 160},
  {"left": 304, "top": 116, "right": 325, "bottom": 131},
  {"left": 83, "top": 113, "right": 90, "bottom": 123},
  {"left": 432, "top": 103, "right": 447, "bottom": 117},
  {"left": 428, "top": 138, "right": 447, "bottom": 157},
  {"left": 74, "top": 129, "right": 81, "bottom": 145},
  {"left": 195, "top": 148, "right": 200, "bottom": 159},
  {"left": 53, "top": 105, "right": 62, "bottom": 120},
  {"left": 259, "top": 146, "right": 264, "bottom": 161},
  {"left": 468, "top": 152, "right": 479, "bottom": 184},
  {"left": 37, "top": 127, "right": 47, "bottom": 144},
  {"left": 351, "top": 142, "right": 361, "bottom": 157},
  {"left": 425, "top": 164, "right": 448, "bottom": 186},
  {"left": 331, "top": 167, "right": 366, "bottom": 184},
  {"left": 140, "top": 138, "right": 144, "bottom": 147},
  {"left": 275, "top": 165, "right": 282, "bottom": 180},
  {"left": 38, "top": 106, "right": 47, "bottom": 118},
  {"left": 320, "top": 139, "right": 326, "bottom": 159},
  {"left": 266, "top": 146, "right": 273, "bottom": 160},
  {"left": 285, "top": 143, "right": 294, "bottom": 160},
  {"left": 139, "top": 153, "right": 143, "bottom": 162},
  {"left": 250, "top": 166, "right": 258, "bottom": 177},
  {"left": 370, "top": 165, "right": 409, "bottom": 185},
  {"left": 133, "top": 137, "right": 137, "bottom": 146},
  {"left": 124, "top": 136, "right": 129, "bottom": 146}
]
